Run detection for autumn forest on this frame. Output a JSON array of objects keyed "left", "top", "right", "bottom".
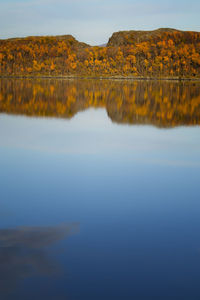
[{"left": 1, "top": 28, "right": 200, "bottom": 78}]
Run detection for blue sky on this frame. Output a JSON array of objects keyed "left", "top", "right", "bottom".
[{"left": 0, "top": 0, "right": 200, "bottom": 45}]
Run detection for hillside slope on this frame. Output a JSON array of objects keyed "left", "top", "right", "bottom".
[{"left": 0, "top": 28, "right": 200, "bottom": 78}]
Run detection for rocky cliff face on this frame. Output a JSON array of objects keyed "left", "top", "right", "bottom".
[{"left": 107, "top": 28, "right": 200, "bottom": 46}]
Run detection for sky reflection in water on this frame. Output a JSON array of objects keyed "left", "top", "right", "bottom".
[{"left": 0, "top": 79, "right": 200, "bottom": 299}]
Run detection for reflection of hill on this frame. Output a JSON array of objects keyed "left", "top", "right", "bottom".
[
  {"left": 0, "top": 223, "right": 79, "bottom": 296},
  {"left": 0, "top": 79, "right": 200, "bottom": 128}
]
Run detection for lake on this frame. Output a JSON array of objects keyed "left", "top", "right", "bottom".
[{"left": 0, "top": 78, "right": 200, "bottom": 300}]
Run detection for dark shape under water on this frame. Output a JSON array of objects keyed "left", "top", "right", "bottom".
[{"left": 0, "top": 223, "right": 79, "bottom": 297}]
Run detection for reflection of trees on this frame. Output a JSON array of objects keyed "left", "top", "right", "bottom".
[
  {"left": 0, "top": 223, "right": 79, "bottom": 296},
  {"left": 0, "top": 79, "right": 200, "bottom": 127}
]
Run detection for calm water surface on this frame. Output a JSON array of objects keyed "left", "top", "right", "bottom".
[{"left": 0, "top": 79, "right": 200, "bottom": 299}]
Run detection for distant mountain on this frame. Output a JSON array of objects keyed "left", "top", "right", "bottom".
[
  {"left": 98, "top": 43, "right": 107, "bottom": 47},
  {"left": 0, "top": 28, "right": 200, "bottom": 78}
]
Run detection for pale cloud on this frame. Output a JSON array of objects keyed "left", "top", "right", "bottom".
[{"left": 0, "top": 0, "right": 200, "bottom": 44}]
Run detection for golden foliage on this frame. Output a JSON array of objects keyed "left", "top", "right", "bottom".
[{"left": 0, "top": 29, "right": 200, "bottom": 77}]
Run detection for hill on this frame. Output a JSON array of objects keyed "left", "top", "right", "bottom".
[{"left": 0, "top": 28, "right": 200, "bottom": 78}]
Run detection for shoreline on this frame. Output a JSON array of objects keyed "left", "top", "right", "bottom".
[{"left": 1, "top": 75, "right": 200, "bottom": 82}]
